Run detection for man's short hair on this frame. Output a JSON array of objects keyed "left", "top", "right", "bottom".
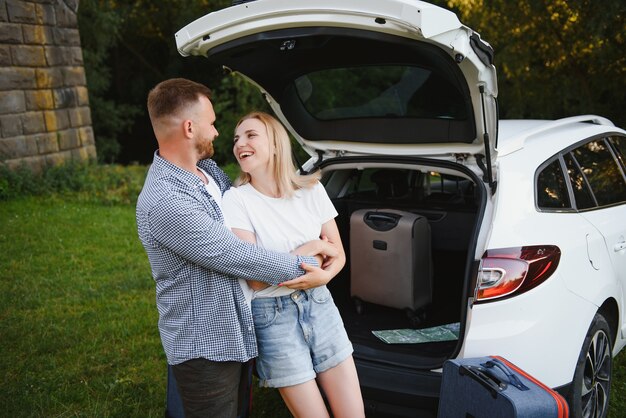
[{"left": 147, "top": 78, "right": 212, "bottom": 121}]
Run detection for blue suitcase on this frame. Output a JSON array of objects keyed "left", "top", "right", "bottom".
[
  {"left": 166, "top": 361, "right": 254, "bottom": 418},
  {"left": 437, "top": 356, "right": 569, "bottom": 418}
]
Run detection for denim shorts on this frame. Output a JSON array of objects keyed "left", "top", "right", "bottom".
[{"left": 251, "top": 286, "right": 353, "bottom": 388}]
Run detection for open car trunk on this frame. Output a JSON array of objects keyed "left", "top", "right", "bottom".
[
  {"left": 318, "top": 157, "right": 484, "bottom": 369},
  {"left": 175, "top": 4, "right": 496, "bottom": 408}
]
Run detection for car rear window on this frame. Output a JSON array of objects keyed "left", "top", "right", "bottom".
[{"left": 295, "top": 65, "right": 468, "bottom": 121}]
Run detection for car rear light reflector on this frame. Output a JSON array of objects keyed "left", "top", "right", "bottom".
[{"left": 475, "top": 245, "right": 561, "bottom": 302}]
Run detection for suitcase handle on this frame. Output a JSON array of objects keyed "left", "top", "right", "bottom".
[
  {"left": 481, "top": 358, "right": 530, "bottom": 391},
  {"left": 363, "top": 212, "right": 401, "bottom": 231},
  {"left": 459, "top": 365, "right": 507, "bottom": 398}
]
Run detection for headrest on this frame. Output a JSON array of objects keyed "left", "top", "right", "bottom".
[{"left": 371, "top": 169, "right": 409, "bottom": 199}]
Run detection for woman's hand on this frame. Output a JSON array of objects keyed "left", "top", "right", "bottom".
[
  {"left": 279, "top": 262, "right": 334, "bottom": 289},
  {"left": 293, "top": 236, "right": 340, "bottom": 269},
  {"left": 285, "top": 219, "right": 346, "bottom": 288},
  {"left": 293, "top": 238, "right": 338, "bottom": 259}
]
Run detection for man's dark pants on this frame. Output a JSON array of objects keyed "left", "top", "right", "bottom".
[{"left": 172, "top": 358, "right": 242, "bottom": 418}]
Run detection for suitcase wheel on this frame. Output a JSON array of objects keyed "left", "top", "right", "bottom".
[
  {"left": 405, "top": 308, "right": 427, "bottom": 327},
  {"left": 353, "top": 297, "right": 365, "bottom": 315}
]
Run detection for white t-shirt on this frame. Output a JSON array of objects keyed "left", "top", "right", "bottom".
[
  {"left": 198, "top": 167, "right": 223, "bottom": 206},
  {"left": 222, "top": 181, "right": 338, "bottom": 301}
]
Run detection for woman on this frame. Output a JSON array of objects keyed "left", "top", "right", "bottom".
[{"left": 222, "top": 112, "right": 364, "bottom": 418}]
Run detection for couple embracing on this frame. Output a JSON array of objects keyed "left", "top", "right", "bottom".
[{"left": 136, "top": 78, "right": 365, "bottom": 418}]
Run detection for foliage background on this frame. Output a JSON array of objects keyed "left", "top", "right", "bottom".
[
  {"left": 78, "top": 0, "right": 270, "bottom": 165},
  {"left": 447, "top": 0, "right": 625, "bottom": 125},
  {"left": 78, "top": 0, "right": 625, "bottom": 166}
]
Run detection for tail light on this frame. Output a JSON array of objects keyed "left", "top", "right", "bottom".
[{"left": 475, "top": 245, "right": 561, "bottom": 303}]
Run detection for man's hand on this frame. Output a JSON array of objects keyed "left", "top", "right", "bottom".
[{"left": 279, "top": 262, "right": 334, "bottom": 289}]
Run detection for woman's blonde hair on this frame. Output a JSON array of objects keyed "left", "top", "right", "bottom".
[{"left": 234, "top": 111, "right": 320, "bottom": 197}]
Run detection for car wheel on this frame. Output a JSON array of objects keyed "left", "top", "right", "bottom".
[{"left": 568, "top": 313, "right": 613, "bottom": 418}]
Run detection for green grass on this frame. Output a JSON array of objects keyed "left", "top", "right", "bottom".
[
  {"left": 0, "top": 196, "right": 163, "bottom": 417},
  {"left": 1, "top": 164, "right": 625, "bottom": 417},
  {"left": 0, "top": 160, "right": 287, "bottom": 417},
  {"left": 611, "top": 351, "right": 626, "bottom": 417}
]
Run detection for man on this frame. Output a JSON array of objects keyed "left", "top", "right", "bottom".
[{"left": 136, "top": 78, "right": 335, "bottom": 417}]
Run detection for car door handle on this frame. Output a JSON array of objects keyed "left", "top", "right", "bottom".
[{"left": 614, "top": 242, "right": 626, "bottom": 252}]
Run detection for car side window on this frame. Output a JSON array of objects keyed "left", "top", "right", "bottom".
[
  {"left": 609, "top": 136, "right": 626, "bottom": 170},
  {"left": 536, "top": 159, "right": 571, "bottom": 209},
  {"left": 563, "top": 152, "right": 596, "bottom": 210},
  {"left": 569, "top": 138, "right": 626, "bottom": 207}
]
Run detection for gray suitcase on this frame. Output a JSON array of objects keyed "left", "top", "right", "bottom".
[{"left": 350, "top": 209, "right": 432, "bottom": 315}]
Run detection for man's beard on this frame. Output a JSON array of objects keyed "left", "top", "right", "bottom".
[{"left": 197, "top": 138, "right": 214, "bottom": 159}]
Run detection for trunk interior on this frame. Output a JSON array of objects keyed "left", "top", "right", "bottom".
[{"left": 321, "top": 159, "right": 481, "bottom": 368}]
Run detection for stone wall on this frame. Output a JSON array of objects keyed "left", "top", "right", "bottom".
[{"left": 0, "top": 0, "right": 95, "bottom": 173}]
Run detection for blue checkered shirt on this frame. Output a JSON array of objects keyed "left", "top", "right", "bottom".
[{"left": 136, "top": 152, "right": 315, "bottom": 365}]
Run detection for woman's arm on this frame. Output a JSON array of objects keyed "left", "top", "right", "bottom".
[
  {"left": 231, "top": 228, "right": 270, "bottom": 291},
  {"left": 230, "top": 227, "right": 334, "bottom": 291},
  {"left": 280, "top": 218, "right": 346, "bottom": 289},
  {"left": 318, "top": 218, "right": 346, "bottom": 276}
]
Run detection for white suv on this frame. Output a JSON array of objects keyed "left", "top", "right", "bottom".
[{"left": 176, "top": 1, "right": 626, "bottom": 416}]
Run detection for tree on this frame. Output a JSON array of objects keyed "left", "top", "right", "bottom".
[
  {"left": 79, "top": 0, "right": 141, "bottom": 163},
  {"left": 446, "top": 0, "right": 625, "bottom": 127},
  {"left": 79, "top": 0, "right": 251, "bottom": 165}
]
